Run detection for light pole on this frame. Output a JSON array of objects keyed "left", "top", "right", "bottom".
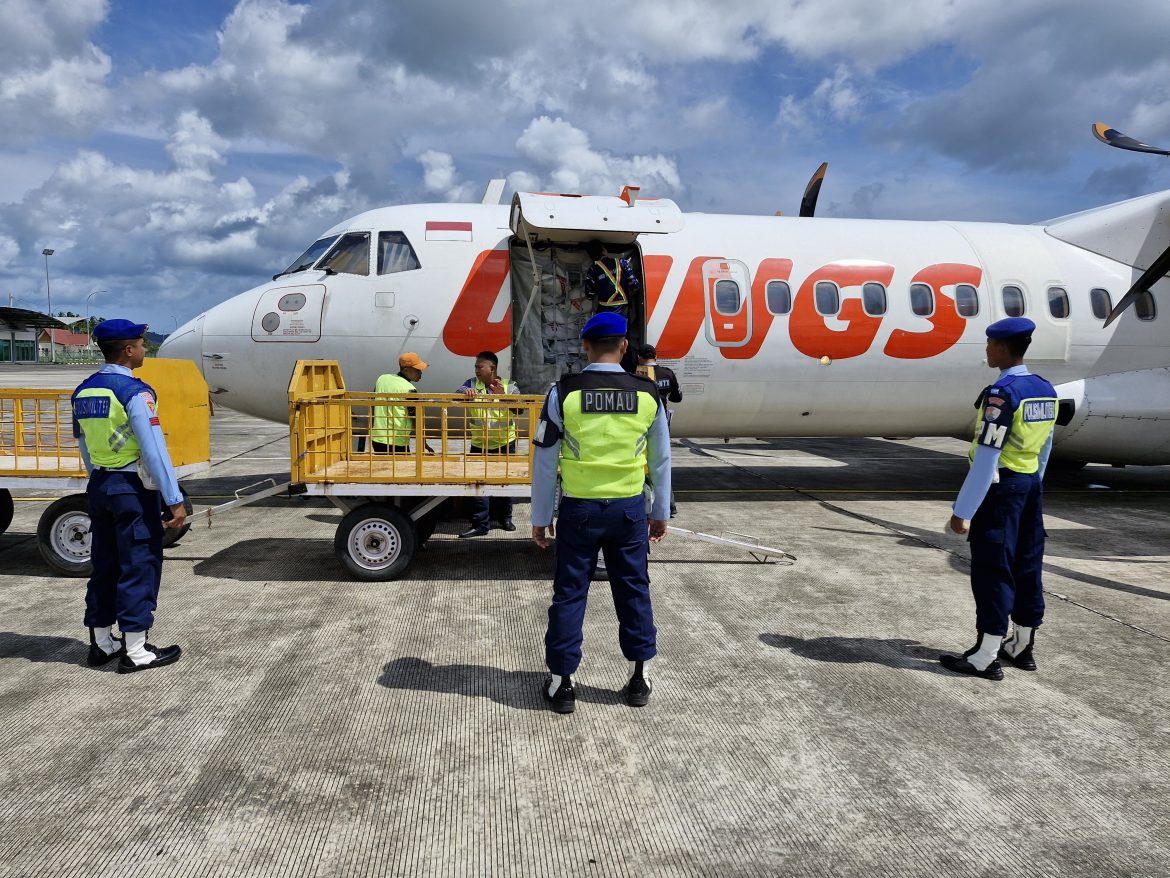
[
  {"left": 41, "top": 248, "right": 54, "bottom": 363},
  {"left": 86, "top": 290, "right": 107, "bottom": 360}
]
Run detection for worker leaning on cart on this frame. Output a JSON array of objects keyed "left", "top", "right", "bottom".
[{"left": 72, "top": 319, "right": 186, "bottom": 673}]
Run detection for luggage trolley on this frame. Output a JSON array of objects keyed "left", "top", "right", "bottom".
[
  {"left": 287, "top": 360, "right": 544, "bottom": 581},
  {"left": 0, "top": 359, "right": 211, "bottom": 575}
]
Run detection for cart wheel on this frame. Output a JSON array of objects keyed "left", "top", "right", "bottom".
[
  {"left": 37, "top": 494, "right": 93, "bottom": 577},
  {"left": 0, "top": 489, "right": 13, "bottom": 536},
  {"left": 161, "top": 484, "right": 194, "bottom": 549},
  {"left": 335, "top": 503, "right": 417, "bottom": 581}
]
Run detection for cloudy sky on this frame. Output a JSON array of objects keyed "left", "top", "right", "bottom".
[{"left": 1, "top": 0, "right": 1169, "bottom": 330}]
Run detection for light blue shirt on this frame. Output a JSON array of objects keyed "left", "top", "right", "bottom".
[
  {"left": 78, "top": 364, "right": 184, "bottom": 507},
  {"left": 952, "top": 365, "right": 1053, "bottom": 520},
  {"left": 531, "top": 363, "right": 672, "bottom": 526}
]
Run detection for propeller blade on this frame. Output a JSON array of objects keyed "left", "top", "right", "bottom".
[
  {"left": 1103, "top": 240, "right": 1170, "bottom": 327},
  {"left": 799, "top": 162, "right": 828, "bottom": 218},
  {"left": 1092, "top": 122, "right": 1170, "bottom": 157}
]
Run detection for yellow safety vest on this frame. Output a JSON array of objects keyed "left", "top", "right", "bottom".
[
  {"left": 557, "top": 371, "right": 659, "bottom": 499},
  {"left": 968, "top": 377, "right": 1057, "bottom": 474},
  {"left": 372, "top": 373, "right": 417, "bottom": 447},
  {"left": 72, "top": 372, "right": 154, "bottom": 468},
  {"left": 596, "top": 258, "right": 628, "bottom": 307},
  {"left": 467, "top": 376, "right": 517, "bottom": 450}
]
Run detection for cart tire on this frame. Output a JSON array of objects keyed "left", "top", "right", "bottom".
[
  {"left": 161, "top": 484, "right": 193, "bottom": 549},
  {"left": 37, "top": 494, "right": 93, "bottom": 577},
  {"left": 335, "top": 503, "right": 417, "bottom": 581},
  {"left": 0, "top": 489, "right": 13, "bottom": 536}
]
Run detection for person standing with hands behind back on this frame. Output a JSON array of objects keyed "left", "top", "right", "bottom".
[
  {"left": 72, "top": 319, "right": 186, "bottom": 673},
  {"left": 941, "top": 317, "right": 1058, "bottom": 680},
  {"left": 530, "top": 312, "right": 671, "bottom": 714},
  {"left": 456, "top": 351, "right": 520, "bottom": 537}
]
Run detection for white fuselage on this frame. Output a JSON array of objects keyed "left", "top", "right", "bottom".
[{"left": 160, "top": 199, "right": 1170, "bottom": 465}]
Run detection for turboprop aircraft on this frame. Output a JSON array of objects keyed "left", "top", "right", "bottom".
[{"left": 160, "top": 124, "right": 1170, "bottom": 466}]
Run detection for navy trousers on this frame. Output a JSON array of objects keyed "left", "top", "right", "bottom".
[
  {"left": 968, "top": 469, "right": 1046, "bottom": 636},
  {"left": 468, "top": 442, "right": 515, "bottom": 530},
  {"left": 545, "top": 495, "right": 657, "bottom": 676},
  {"left": 84, "top": 470, "right": 164, "bottom": 633}
]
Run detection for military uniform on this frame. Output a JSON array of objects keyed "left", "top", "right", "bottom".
[
  {"left": 942, "top": 317, "right": 1058, "bottom": 679},
  {"left": 73, "top": 319, "right": 183, "bottom": 673},
  {"left": 531, "top": 312, "right": 671, "bottom": 712}
]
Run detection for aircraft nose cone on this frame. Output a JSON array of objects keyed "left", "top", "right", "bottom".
[{"left": 159, "top": 316, "right": 204, "bottom": 375}]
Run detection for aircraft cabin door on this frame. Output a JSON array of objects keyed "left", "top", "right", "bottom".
[{"left": 702, "top": 259, "right": 752, "bottom": 347}]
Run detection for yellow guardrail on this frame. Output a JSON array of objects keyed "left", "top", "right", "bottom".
[
  {"left": 0, "top": 358, "right": 210, "bottom": 478},
  {"left": 287, "top": 359, "right": 545, "bottom": 486}
]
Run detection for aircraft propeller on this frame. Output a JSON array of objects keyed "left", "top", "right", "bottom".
[
  {"left": 1092, "top": 123, "right": 1170, "bottom": 326},
  {"left": 800, "top": 162, "right": 828, "bottom": 218}
]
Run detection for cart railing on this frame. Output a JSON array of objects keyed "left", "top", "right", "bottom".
[
  {"left": 0, "top": 389, "right": 85, "bottom": 478},
  {"left": 289, "top": 389, "right": 546, "bottom": 486}
]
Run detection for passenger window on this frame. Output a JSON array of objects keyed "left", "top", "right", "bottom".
[
  {"left": 281, "top": 236, "right": 337, "bottom": 275},
  {"left": 378, "top": 231, "right": 421, "bottom": 274},
  {"left": 954, "top": 283, "right": 979, "bottom": 318},
  {"left": 909, "top": 283, "right": 934, "bottom": 317},
  {"left": 862, "top": 282, "right": 887, "bottom": 316},
  {"left": 1001, "top": 285, "right": 1026, "bottom": 317},
  {"left": 1090, "top": 288, "right": 1112, "bottom": 321},
  {"left": 1047, "top": 286, "right": 1070, "bottom": 319},
  {"left": 320, "top": 232, "right": 371, "bottom": 276},
  {"left": 714, "top": 280, "right": 742, "bottom": 315},
  {"left": 1135, "top": 290, "right": 1157, "bottom": 320},
  {"left": 765, "top": 280, "right": 792, "bottom": 315},
  {"left": 814, "top": 281, "right": 840, "bottom": 315}
]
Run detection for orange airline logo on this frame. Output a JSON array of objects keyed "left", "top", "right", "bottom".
[{"left": 441, "top": 250, "right": 983, "bottom": 362}]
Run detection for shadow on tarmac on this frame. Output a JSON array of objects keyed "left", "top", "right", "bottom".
[
  {"left": 376, "top": 657, "right": 625, "bottom": 710},
  {"left": 759, "top": 633, "right": 954, "bottom": 676},
  {"left": 0, "top": 631, "right": 92, "bottom": 667}
]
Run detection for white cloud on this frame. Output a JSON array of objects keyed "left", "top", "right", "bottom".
[
  {"left": 512, "top": 116, "right": 682, "bottom": 197},
  {"left": 417, "top": 150, "right": 477, "bottom": 202}
]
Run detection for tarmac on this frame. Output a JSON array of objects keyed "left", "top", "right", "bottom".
[{"left": 1, "top": 364, "right": 1168, "bottom": 877}]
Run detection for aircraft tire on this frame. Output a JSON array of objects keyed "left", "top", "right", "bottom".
[
  {"left": 0, "top": 489, "right": 13, "bottom": 536},
  {"left": 335, "top": 503, "right": 416, "bottom": 581},
  {"left": 37, "top": 494, "right": 93, "bottom": 578},
  {"left": 161, "top": 485, "right": 193, "bottom": 549}
]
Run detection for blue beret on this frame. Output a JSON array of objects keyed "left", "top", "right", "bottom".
[
  {"left": 92, "top": 319, "right": 148, "bottom": 342},
  {"left": 581, "top": 312, "right": 627, "bottom": 339},
  {"left": 986, "top": 317, "right": 1035, "bottom": 339}
]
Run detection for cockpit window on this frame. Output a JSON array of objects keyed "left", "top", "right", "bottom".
[
  {"left": 378, "top": 231, "right": 422, "bottom": 274},
  {"left": 281, "top": 236, "right": 337, "bottom": 275},
  {"left": 319, "top": 232, "right": 371, "bottom": 276}
]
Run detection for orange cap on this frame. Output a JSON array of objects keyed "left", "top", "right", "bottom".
[{"left": 399, "top": 352, "right": 428, "bottom": 371}]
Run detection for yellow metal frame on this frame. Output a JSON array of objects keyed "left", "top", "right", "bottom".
[
  {"left": 0, "top": 358, "right": 211, "bottom": 478},
  {"left": 288, "top": 359, "right": 545, "bottom": 486}
]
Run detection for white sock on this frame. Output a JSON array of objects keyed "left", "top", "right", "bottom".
[
  {"left": 547, "top": 673, "right": 565, "bottom": 696},
  {"left": 629, "top": 659, "right": 651, "bottom": 678},
  {"left": 966, "top": 632, "right": 1002, "bottom": 671},
  {"left": 124, "top": 631, "right": 157, "bottom": 666},
  {"left": 595, "top": 552, "right": 606, "bottom": 570},
  {"left": 92, "top": 626, "right": 119, "bottom": 655},
  {"left": 1003, "top": 625, "right": 1035, "bottom": 658}
]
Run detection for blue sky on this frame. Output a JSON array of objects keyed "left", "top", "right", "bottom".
[{"left": 1, "top": 0, "right": 1168, "bottom": 330}]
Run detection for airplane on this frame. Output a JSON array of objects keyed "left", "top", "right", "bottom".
[{"left": 160, "top": 124, "right": 1170, "bottom": 467}]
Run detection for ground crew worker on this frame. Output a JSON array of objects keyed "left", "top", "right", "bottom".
[
  {"left": 941, "top": 317, "right": 1058, "bottom": 680},
  {"left": 583, "top": 240, "right": 639, "bottom": 319},
  {"left": 637, "top": 343, "right": 682, "bottom": 517},
  {"left": 72, "top": 319, "right": 186, "bottom": 673},
  {"left": 531, "top": 312, "right": 671, "bottom": 713},
  {"left": 456, "top": 351, "right": 519, "bottom": 537},
  {"left": 371, "top": 352, "right": 427, "bottom": 453}
]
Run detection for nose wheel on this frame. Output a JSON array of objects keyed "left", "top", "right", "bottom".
[{"left": 334, "top": 503, "right": 417, "bottom": 581}]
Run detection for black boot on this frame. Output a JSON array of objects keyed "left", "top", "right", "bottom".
[
  {"left": 541, "top": 675, "right": 576, "bottom": 714},
  {"left": 999, "top": 625, "right": 1038, "bottom": 671},
  {"left": 939, "top": 632, "right": 1004, "bottom": 681},
  {"left": 87, "top": 627, "right": 124, "bottom": 667},
  {"left": 117, "top": 631, "right": 182, "bottom": 674},
  {"left": 623, "top": 661, "right": 652, "bottom": 707}
]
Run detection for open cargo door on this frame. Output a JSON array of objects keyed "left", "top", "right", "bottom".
[
  {"left": 509, "top": 192, "right": 684, "bottom": 244},
  {"left": 508, "top": 192, "right": 685, "bottom": 393}
]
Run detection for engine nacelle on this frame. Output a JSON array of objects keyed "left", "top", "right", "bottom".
[{"left": 1053, "top": 368, "right": 1170, "bottom": 465}]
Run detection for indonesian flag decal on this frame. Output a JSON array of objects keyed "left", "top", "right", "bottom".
[{"left": 425, "top": 221, "right": 473, "bottom": 241}]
